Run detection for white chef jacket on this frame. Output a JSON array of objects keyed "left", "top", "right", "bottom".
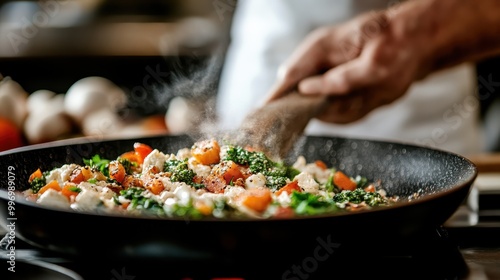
[{"left": 216, "top": 0, "right": 483, "bottom": 155}]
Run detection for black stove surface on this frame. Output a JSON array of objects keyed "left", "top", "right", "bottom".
[{"left": 0, "top": 227, "right": 481, "bottom": 280}]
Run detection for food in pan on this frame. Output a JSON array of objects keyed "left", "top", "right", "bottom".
[{"left": 23, "top": 139, "right": 398, "bottom": 219}]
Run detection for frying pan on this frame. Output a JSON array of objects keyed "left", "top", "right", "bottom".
[{"left": 0, "top": 134, "right": 477, "bottom": 263}]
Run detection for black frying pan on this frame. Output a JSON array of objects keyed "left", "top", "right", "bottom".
[{"left": 0, "top": 134, "right": 477, "bottom": 263}]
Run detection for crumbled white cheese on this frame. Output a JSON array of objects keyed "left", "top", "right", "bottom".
[
  {"left": 72, "top": 189, "right": 101, "bottom": 211},
  {"left": 78, "top": 182, "right": 100, "bottom": 192},
  {"left": 188, "top": 157, "right": 211, "bottom": 177},
  {"left": 224, "top": 186, "right": 246, "bottom": 204},
  {"left": 293, "top": 156, "right": 331, "bottom": 184},
  {"left": 199, "top": 192, "right": 222, "bottom": 202},
  {"left": 100, "top": 187, "right": 116, "bottom": 200},
  {"left": 173, "top": 184, "right": 194, "bottom": 206},
  {"left": 295, "top": 172, "right": 320, "bottom": 194},
  {"left": 156, "top": 177, "right": 182, "bottom": 193},
  {"left": 118, "top": 196, "right": 130, "bottom": 204},
  {"left": 302, "top": 163, "right": 331, "bottom": 184},
  {"left": 163, "top": 197, "right": 177, "bottom": 214},
  {"left": 142, "top": 149, "right": 170, "bottom": 173},
  {"left": 245, "top": 173, "right": 266, "bottom": 189},
  {"left": 37, "top": 189, "right": 70, "bottom": 209},
  {"left": 275, "top": 191, "right": 291, "bottom": 206},
  {"left": 219, "top": 145, "right": 230, "bottom": 161},
  {"left": 158, "top": 191, "right": 175, "bottom": 203},
  {"left": 45, "top": 164, "right": 79, "bottom": 186},
  {"left": 102, "top": 198, "right": 116, "bottom": 209},
  {"left": 292, "top": 156, "right": 307, "bottom": 170},
  {"left": 176, "top": 148, "right": 191, "bottom": 160}
]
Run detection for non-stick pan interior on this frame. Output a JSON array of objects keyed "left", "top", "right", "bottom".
[
  {"left": 287, "top": 135, "right": 477, "bottom": 198},
  {"left": 0, "top": 134, "right": 477, "bottom": 260}
]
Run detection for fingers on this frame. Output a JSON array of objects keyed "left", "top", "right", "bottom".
[
  {"left": 264, "top": 28, "right": 336, "bottom": 104},
  {"left": 298, "top": 56, "right": 380, "bottom": 96}
]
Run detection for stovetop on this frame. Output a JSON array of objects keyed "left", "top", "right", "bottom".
[
  {"left": 2, "top": 175, "right": 500, "bottom": 280},
  {"left": 0, "top": 227, "right": 474, "bottom": 280}
]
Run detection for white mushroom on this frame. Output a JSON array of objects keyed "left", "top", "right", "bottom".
[
  {"left": 81, "top": 107, "right": 125, "bottom": 137},
  {"left": 26, "top": 89, "right": 56, "bottom": 114},
  {"left": 64, "top": 76, "right": 127, "bottom": 125},
  {"left": 23, "top": 93, "right": 73, "bottom": 144}
]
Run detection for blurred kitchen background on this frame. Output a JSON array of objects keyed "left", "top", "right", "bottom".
[
  {"left": 0, "top": 0, "right": 233, "bottom": 151},
  {"left": 0, "top": 0, "right": 499, "bottom": 153}
]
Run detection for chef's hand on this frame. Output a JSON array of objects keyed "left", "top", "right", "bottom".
[{"left": 265, "top": 2, "right": 435, "bottom": 124}]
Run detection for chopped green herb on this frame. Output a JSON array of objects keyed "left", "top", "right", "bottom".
[
  {"left": 164, "top": 202, "right": 203, "bottom": 219},
  {"left": 83, "top": 155, "right": 110, "bottom": 177},
  {"left": 325, "top": 173, "right": 335, "bottom": 192},
  {"left": 29, "top": 177, "right": 46, "bottom": 194},
  {"left": 67, "top": 186, "right": 82, "bottom": 193},
  {"left": 87, "top": 178, "right": 98, "bottom": 184},
  {"left": 119, "top": 187, "right": 163, "bottom": 213},
  {"left": 224, "top": 146, "right": 299, "bottom": 190},
  {"left": 333, "top": 188, "right": 387, "bottom": 207},
  {"left": 290, "top": 192, "right": 338, "bottom": 215},
  {"left": 164, "top": 159, "right": 196, "bottom": 184},
  {"left": 118, "top": 158, "right": 137, "bottom": 175}
]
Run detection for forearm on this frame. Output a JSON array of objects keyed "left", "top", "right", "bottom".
[{"left": 391, "top": 0, "right": 500, "bottom": 74}]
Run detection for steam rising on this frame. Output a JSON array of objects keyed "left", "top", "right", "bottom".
[
  {"left": 154, "top": 52, "right": 224, "bottom": 142},
  {"left": 154, "top": 53, "right": 316, "bottom": 162}
]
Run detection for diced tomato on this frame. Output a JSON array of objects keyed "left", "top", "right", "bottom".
[
  {"left": 238, "top": 165, "right": 252, "bottom": 179},
  {"left": 241, "top": 187, "right": 272, "bottom": 213},
  {"left": 109, "top": 160, "right": 126, "bottom": 183},
  {"left": 38, "top": 180, "right": 61, "bottom": 195},
  {"left": 28, "top": 168, "right": 43, "bottom": 183},
  {"left": 203, "top": 174, "right": 226, "bottom": 194},
  {"left": 191, "top": 139, "right": 221, "bottom": 165},
  {"left": 333, "top": 171, "right": 357, "bottom": 191},
  {"left": 222, "top": 161, "right": 245, "bottom": 185},
  {"left": 120, "top": 151, "right": 141, "bottom": 163},
  {"left": 70, "top": 167, "right": 93, "bottom": 184},
  {"left": 315, "top": 160, "right": 328, "bottom": 170},
  {"left": 146, "top": 179, "right": 164, "bottom": 195},
  {"left": 0, "top": 117, "right": 23, "bottom": 151},
  {"left": 364, "top": 184, "right": 376, "bottom": 193},
  {"left": 122, "top": 175, "right": 144, "bottom": 189},
  {"left": 61, "top": 184, "right": 80, "bottom": 199},
  {"left": 134, "top": 142, "right": 153, "bottom": 163},
  {"left": 119, "top": 143, "right": 153, "bottom": 165},
  {"left": 275, "top": 181, "right": 301, "bottom": 196},
  {"left": 81, "top": 167, "right": 92, "bottom": 180},
  {"left": 69, "top": 168, "right": 84, "bottom": 184}
]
